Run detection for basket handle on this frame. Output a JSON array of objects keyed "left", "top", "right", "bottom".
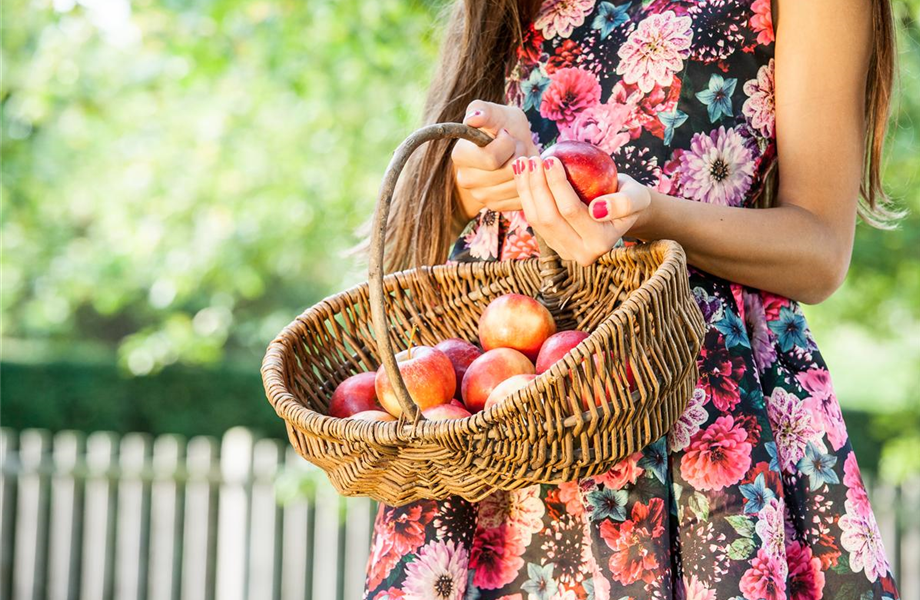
[{"left": 368, "top": 122, "right": 564, "bottom": 421}]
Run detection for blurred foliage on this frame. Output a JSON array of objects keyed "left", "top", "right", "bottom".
[{"left": 1, "top": 0, "right": 918, "bottom": 479}]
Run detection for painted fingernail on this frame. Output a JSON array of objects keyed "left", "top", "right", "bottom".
[
  {"left": 543, "top": 157, "right": 555, "bottom": 170},
  {"left": 512, "top": 161, "right": 519, "bottom": 175},
  {"left": 528, "top": 158, "right": 536, "bottom": 172},
  {"left": 592, "top": 200, "right": 609, "bottom": 219}
]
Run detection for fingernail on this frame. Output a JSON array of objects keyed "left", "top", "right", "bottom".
[
  {"left": 592, "top": 200, "right": 609, "bottom": 219},
  {"left": 528, "top": 158, "right": 536, "bottom": 172},
  {"left": 466, "top": 110, "right": 482, "bottom": 120},
  {"left": 543, "top": 157, "right": 555, "bottom": 170},
  {"left": 512, "top": 161, "right": 519, "bottom": 176}
]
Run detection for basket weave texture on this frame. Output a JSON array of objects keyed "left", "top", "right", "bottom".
[{"left": 262, "top": 124, "right": 706, "bottom": 506}]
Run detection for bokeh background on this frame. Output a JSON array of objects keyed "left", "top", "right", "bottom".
[{"left": 3, "top": 0, "right": 919, "bottom": 482}]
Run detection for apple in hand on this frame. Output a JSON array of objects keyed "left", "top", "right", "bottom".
[
  {"left": 422, "top": 404, "right": 472, "bottom": 420},
  {"left": 478, "top": 294, "right": 556, "bottom": 362},
  {"left": 541, "top": 141, "right": 618, "bottom": 205},
  {"left": 348, "top": 410, "right": 396, "bottom": 422},
  {"left": 461, "top": 348, "right": 535, "bottom": 413},
  {"left": 328, "top": 372, "right": 382, "bottom": 418},
  {"left": 375, "top": 346, "right": 456, "bottom": 418},
  {"left": 484, "top": 374, "right": 536, "bottom": 411},
  {"left": 435, "top": 338, "right": 483, "bottom": 400},
  {"left": 535, "top": 330, "right": 590, "bottom": 374}
]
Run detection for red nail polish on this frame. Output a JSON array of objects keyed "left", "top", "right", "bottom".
[
  {"left": 592, "top": 201, "right": 609, "bottom": 219},
  {"left": 528, "top": 158, "right": 536, "bottom": 172},
  {"left": 543, "top": 157, "right": 554, "bottom": 170},
  {"left": 512, "top": 162, "right": 519, "bottom": 175},
  {"left": 502, "top": 128, "right": 511, "bottom": 136}
]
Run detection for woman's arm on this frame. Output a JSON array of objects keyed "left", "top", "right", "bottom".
[
  {"left": 514, "top": 0, "right": 874, "bottom": 305},
  {"left": 628, "top": 0, "right": 873, "bottom": 304}
]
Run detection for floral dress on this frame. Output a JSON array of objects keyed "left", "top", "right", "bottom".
[{"left": 364, "top": 1, "right": 901, "bottom": 599}]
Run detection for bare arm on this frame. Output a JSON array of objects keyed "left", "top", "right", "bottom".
[{"left": 627, "top": 0, "right": 872, "bottom": 303}]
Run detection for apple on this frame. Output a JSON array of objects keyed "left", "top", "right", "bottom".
[
  {"left": 450, "top": 398, "right": 467, "bottom": 409},
  {"left": 435, "top": 338, "right": 483, "bottom": 400},
  {"left": 535, "top": 330, "right": 590, "bottom": 374},
  {"left": 328, "top": 372, "right": 382, "bottom": 418},
  {"left": 461, "top": 348, "right": 535, "bottom": 413},
  {"left": 484, "top": 373, "right": 537, "bottom": 410},
  {"left": 348, "top": 410, "right": 396, "bottom": 422},
  {"left": 478, "top": 294, "right": 556, "bottom": 362},
  {"left": 375, "top": 346, "right": 456, "bottom": 418},
  {"left": 541, "top": 141, "right": 618, "bottom": 205},
  {"left": 422, "top": 404, "right": 472, "bottom": 420}
]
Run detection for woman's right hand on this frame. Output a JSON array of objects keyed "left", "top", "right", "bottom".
[{"left": 451, "top": 101, "right": 540, "bottom": 219}]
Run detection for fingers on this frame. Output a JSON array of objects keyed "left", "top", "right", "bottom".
[
  {"left": 452, "top": 127, "right": 516, "bottom": 172},
  {"left": 587, "top": 175, "right": 651, "bottom": 223},
  {"left": 540, "top": 156, "right": 597, "bottom": 233},
  {"left": 514, "top": 156, "right": 587, "bottom": 263}
]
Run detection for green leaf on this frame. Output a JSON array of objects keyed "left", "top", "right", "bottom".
[
  {"left": 688, "top": 492, "right": 710, "bottom": 522},
  {"left": 727, "top": 537, "right": 756, "bottom": 561},
  {"left": 833, "top": 552, "right": 852, "bottom": 574},
  {"left": 725, "top": 515, "right": 756, "bottom": 539}
]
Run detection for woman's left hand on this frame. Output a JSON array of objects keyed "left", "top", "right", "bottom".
[{"left": 512, "top": 155, "right": 652, "bottom": 266}]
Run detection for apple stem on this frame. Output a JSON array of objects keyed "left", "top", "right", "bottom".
[{"left": 406, "top": 325, "right": 418, "bottom": 359}]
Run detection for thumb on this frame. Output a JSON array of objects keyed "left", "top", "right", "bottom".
[{"left": 463, "top": 102, "right": 504, "bottom": 136}]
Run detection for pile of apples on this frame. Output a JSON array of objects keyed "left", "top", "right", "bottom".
[{"left": 329, "top": 293, "right": 630, "bottom": 423}]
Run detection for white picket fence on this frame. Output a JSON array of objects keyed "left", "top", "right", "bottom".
[
  {"left": 0, "top": 427, "right": 376, "bottom": 600},
  {"left": 2, "top": 427, "right": 918, "bottom": 600}
]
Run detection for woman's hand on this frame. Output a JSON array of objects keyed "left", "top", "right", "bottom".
[
  {"left": 451, "top": 101, "right": 541, "bottom": 219},
  {"left": 512, "top": 155, "right": 651, "bottom": 266}
]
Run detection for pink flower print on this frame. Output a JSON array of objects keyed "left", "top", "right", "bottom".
[
  {"left": 669, "top": 386, "right": 709, "bottom": 452},
  {"left": 469, "top": 524, "right": 526, "bottom": 590},
  {"left": 739, "top": 548, "right": 787, "bottom": 600},
  {"left": 559, "top": 100, "right": 633, "bottom": 155},
  {"left": 839, "top": 498, "right": 891, "bottom": 583},
  {"left": 534, "top": 0, "right": 597, "bottom": 39},
  {"left": 616, "top": 11, "right": 693, "bottom": 94},
  {"left": 680, "top": 415, "right": 753, "bottom": 491},
  {"left": 743, "top": 59, "right": 776, "bottom": 139},
  {"left": 797, "top": 367, "right": 848, "bottom": 452},
  {"left": 540, "top": 67, "right": 601, "bottom": 126},
  {"left": 678, "top": 126, "right": 755, "bottom": 206},
  {"left": 843, "top": 452, "right": 872, "bottom": 518},
  {"left": 786, "top": 540, "right": 826, "bottom": 600},
  {"left": 750, "top": 0, "right": 775, "bottom": 45},
  {"left": 766, "top": 387, "right": 819, "bottom": 474}
]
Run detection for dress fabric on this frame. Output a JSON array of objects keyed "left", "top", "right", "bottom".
[{"left": 364, "top": 1, "right": 900, "bottom": 598}]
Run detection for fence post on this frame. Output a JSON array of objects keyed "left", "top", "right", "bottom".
[
  {"left": 181, "top": 436, "right": 218, "bottom": 600},
  {"left": 342, "top": 496, "right": 373, "bottom": 600},
  {"left": 12, "top": 429, "right": 50, "bottom": 600},
  {"left": 79, "top": 432, "right": 118, "bottom": 600},
  {"left": 148, "top": 435, "right": 184, "bottom": 600},
  {"left": 312, "top": 474, "right": 342, "bottom": 600},
  {"left": 1, "top": 429, "right": 18, "bottom": 600},
  {"left": 47, "top": 431, "right": 83, "bottom": 600},
  {"left": 247, "top": 438, "right": 282, "bottom": 600},
  {"left": 900, "top": 477, "right": 920, "bottom": 599},
  {"left": 113, "top": 433, "right": 152, "bottom": 600},
  {"left": 280, "top": 447, "right": 311, "bottom": 600},
  {"left": 214, "top": 427, "right": 253, "bottom": 600}
]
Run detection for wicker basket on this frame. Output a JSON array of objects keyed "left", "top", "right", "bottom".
[{"left": 262, "top": 123, "right": 706, "bottom": 506}]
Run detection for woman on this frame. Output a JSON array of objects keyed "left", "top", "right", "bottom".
[{"left": 364, "top": 0, "right": 902, "bottom": 598}]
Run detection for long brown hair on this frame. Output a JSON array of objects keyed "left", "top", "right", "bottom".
[{"left": 366, "top": 0, "right": 899, "bottom": 273}]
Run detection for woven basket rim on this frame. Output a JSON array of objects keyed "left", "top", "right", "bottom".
[{"left": 261, "top": 239, "right": 686, "bottom": 446}]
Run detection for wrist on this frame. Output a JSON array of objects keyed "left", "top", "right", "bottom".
[{"left": 627, "top": 187, "right": 660, "bottom": 241}]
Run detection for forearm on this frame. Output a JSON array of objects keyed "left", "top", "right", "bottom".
[{"left": 629, "top": 190, "right": 854, "bottom": 304}]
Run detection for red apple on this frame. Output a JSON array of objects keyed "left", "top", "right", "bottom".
[
  {"left": 535, "top": 330, "right": 590, "bottom": 374},
  {"left": 328, "top": 372, "right": 382, "bottom": 418},
  {"left": 484, "top": 374, "right": 537, "bottom": 410},
  {"left": 541, "top": 141, "right": 618, "bottom": 205},
  {"left": 435, "top": 338, "right": 483, "bottom": 400},
  {"left": 478, "top": 294, "right": 556, "bottom": 362},
  {"left": 422, "top": 404, "right": 472, "bottom": 420},
  {"left": 375, "top": 346, "right": 456, "bottom": 418},
  {"left": 450, "top": 398, "right": 467, "bottom": 409},
  {"left": 461, "top": 348, "right": 535, "bottom": 413},
  {"left": 348, "top": 410, "right": 396, "bottom": 422}
]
